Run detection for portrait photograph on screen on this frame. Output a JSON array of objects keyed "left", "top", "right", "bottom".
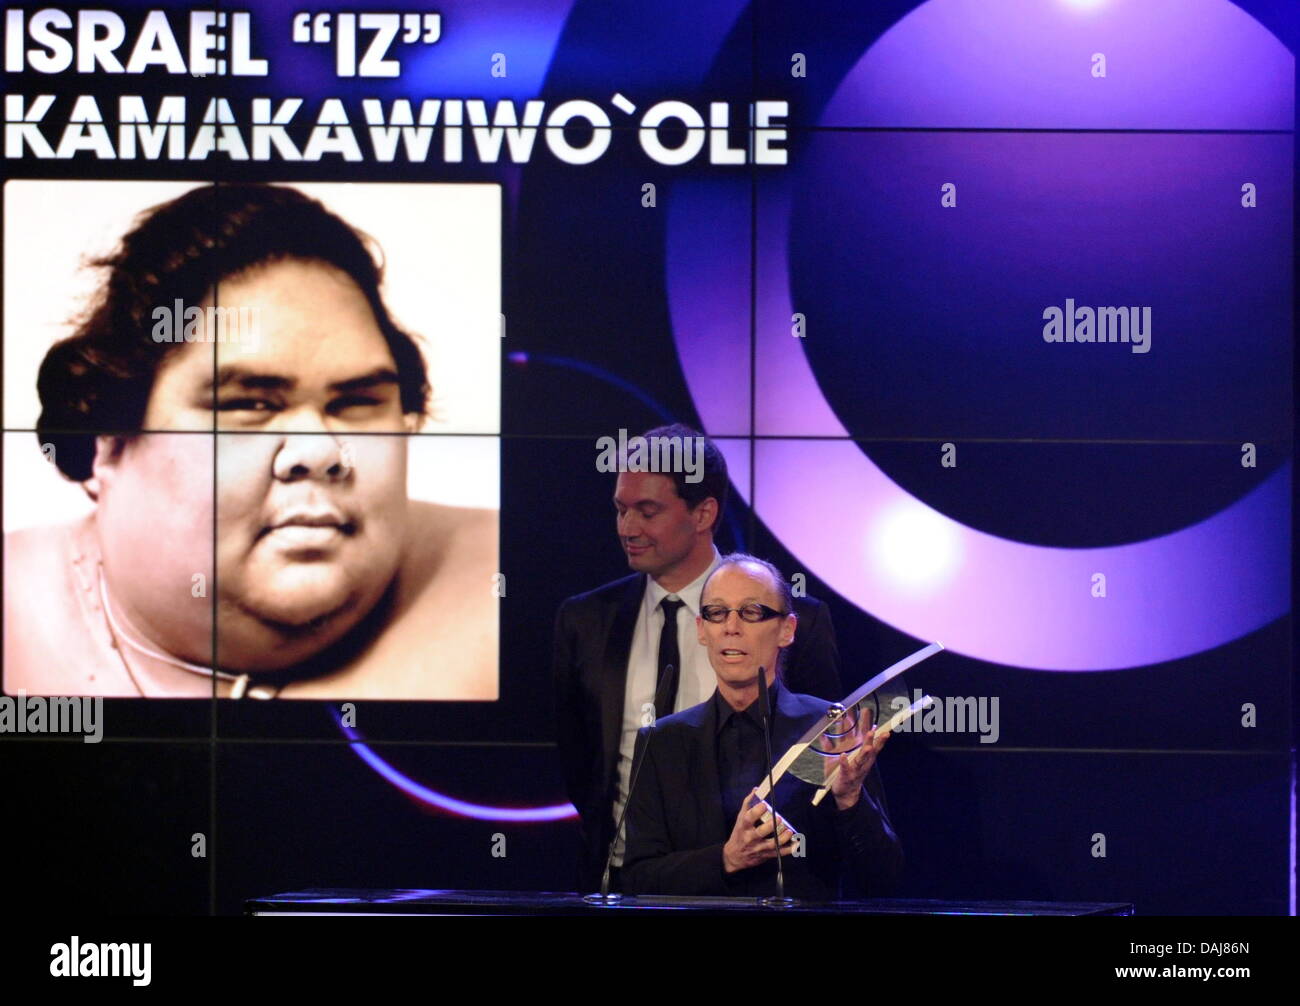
[{"left": 3, "top": 180, "right": 501, "bottom": 700}]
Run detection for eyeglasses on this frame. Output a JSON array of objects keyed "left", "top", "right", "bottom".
[{"left": 700, "top": 603, "right": 786, "bottom": 624}]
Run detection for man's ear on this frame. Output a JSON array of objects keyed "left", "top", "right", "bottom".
[
  {"left": 778, "top": 612, "right": 797, "bottom": 649},
  {"left": 84, "top": 435, "right": 128, "bottom": 500},
  {"left": 693, "top": 496, "right": 718, "bottom": 533},
  {"left": 696, "top": 613, "right": 708, "bottom": 648}
]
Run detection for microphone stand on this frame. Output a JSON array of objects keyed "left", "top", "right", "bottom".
[
  {"left": 756, "top": 666, "right": 793, "bottom": 908},
  {"left": 584, "top": 665, "right": 673, "bottom": 905}
]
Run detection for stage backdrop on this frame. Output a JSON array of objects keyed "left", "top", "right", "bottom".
[{"left": 0, "top": 0, "right": 1293, "bottom": 914}]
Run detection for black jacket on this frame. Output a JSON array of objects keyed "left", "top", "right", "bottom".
[{"left": 621, "top": 684, "right": 903, "bottom": 899}]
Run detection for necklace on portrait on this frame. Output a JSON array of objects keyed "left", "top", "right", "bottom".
[{"left": 96, "top": 563, "right": 280, "bottom": 699}]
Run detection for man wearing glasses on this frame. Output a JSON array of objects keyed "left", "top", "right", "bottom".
[
  {"left": 552, "top": 424, "right": 843, "bottom": 892},
  {"left": 621, "top": 553, "right": 904, "bottom": 898}
]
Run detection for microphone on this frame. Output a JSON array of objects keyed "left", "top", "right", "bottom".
[
  {"left": 585, "top": 664, "right": 673, "bottom": 904},
  {"left": 755, "top": 666, "right": 791, "bottom": 908}
]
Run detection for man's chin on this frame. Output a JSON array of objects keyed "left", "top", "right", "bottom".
[
  {"left": 215, "top": 554, "right": 398, "bottom": 667},
  {"left": 229, "top": 567, "right": 364, "bottom": 630},
  {"left": 216, "top": 590, "right": 359, "bottom": 672},
  {"left": 717, "top": 663, "right": 762, "bottom": 685},
  {"left": 625, "top": 551, "right": 658, "bottom": 574},
  {"left": 250, "top": 593, "right": 352, "bottom": 630}
]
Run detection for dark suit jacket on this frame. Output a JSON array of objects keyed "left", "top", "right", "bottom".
[
  {"left": 552, "top": 572, "right": 842, "bottom": 890},
  {"left": 622, "top": 684, "right": 903, "bottom": 898},
  {"left": 621, "top": 686, "right": 904, "bottom": 899}
]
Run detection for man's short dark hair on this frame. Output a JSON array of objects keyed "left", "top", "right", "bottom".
[
  {"left": 35, "top": 183, "right": 430, "bottom": 482},
  {"left": 638, "top": 423, "right": 729, "bottom": 534}
]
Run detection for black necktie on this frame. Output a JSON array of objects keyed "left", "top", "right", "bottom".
[{"left": 656, "top": 597, "right": 685, "bottom": 717}]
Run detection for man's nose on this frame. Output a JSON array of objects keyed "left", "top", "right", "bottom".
[
  {"left": 723, "top": 610, "right": 744, "bottom": 632},
  {"left": 619, "top": 510, "right": 642, "bottom": 538},
  {"left": 271, "top": 432, "right": 350, "bottom": 482}
]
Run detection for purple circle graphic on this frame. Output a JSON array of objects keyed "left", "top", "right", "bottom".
[
  {"left": 668, "top": 0, "right": 1293, "bottom": 670},
  {"left": 336, "top": 713, "right": 576, "bottom": 821}
]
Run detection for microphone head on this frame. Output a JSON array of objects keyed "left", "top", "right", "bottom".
[{"left": 652, "top": 664, "right": 675, "bottom": 721}]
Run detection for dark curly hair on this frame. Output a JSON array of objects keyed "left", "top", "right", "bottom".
[{"left": 36, "top": 183, "right": 431, "bottom": 482}]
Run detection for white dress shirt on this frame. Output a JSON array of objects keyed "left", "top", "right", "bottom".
[{"left": 610, "top": 547, "right": 722, "bottom": 864}]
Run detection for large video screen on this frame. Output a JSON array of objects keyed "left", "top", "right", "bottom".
[{"left": 0, "top": 0, "right": 1292, "bottom": 916}]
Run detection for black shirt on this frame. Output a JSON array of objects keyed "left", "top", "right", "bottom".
[{"left": 715, "top": 680, "right": 780, "bottom": 820}]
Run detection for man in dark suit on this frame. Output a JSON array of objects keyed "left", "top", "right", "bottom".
[
  {"left": 622, "top": 554, "right": 903, "bottom": 898},
  {"left": 552, "top": 424, "right": 842, "bottom": 891}
]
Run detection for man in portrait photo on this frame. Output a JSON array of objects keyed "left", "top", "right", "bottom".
[{"left": 3, "top": 181, "right": 500, "bottom": 700}]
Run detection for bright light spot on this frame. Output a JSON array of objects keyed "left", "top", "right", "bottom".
[
  {"left": 1061, "top": 0, "right": 1107, "bottom": 11},
  {"left": 870, "top": 502, "right": 963, "bottom": 595}
]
